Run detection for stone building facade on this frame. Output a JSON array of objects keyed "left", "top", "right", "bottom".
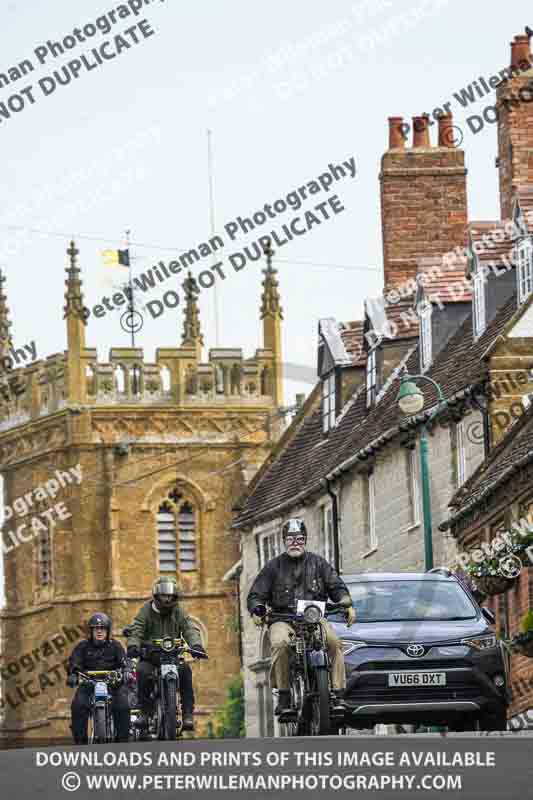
[{"left": 0, "top": 242, "right": 284, "bottom": 744}]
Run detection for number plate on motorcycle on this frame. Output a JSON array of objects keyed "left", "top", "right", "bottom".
[
  {"left": 161, "top": 664, "right": 178, "bottom": 677},
  {"left": 388, "top": 671, "right": 446, "bottom": 687},
  {"left": 94, "top": 681, "right": 109, "bottom": 698}
]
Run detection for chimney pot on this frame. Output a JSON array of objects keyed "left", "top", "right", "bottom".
[
  {"left": 412, "top": 115, "right": 430, "bottom": 148},
  {"left": 511, "top": 34, "right": 532, "bottom": 69},
  {"left": 438, "top": 112, "right": 455, "bottom": 147},
  {"left": 388, "top": 116, "right": 406, "bottom": 149}
]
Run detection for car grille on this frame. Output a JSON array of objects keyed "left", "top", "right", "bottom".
[
  {"left": 359, "top": 660, "right": 468, "bottom": 671},
  {"left": 346, "top": 686, "right": 480, "bottom": 703}
]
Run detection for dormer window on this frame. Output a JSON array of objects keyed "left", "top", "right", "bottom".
[
  {"left": 420, "top": 304, "right": 433, "bottom": 370},
  {"left": 517, "top": 238, "right": 533, "bottom": 304},
  {"left": 322, "top": 371, "right": 336, "bottom": 434},
  {"left": 473, "top": 272, "right": 486, "bottom": 337},
  {"left": 366, "top": 348, "right": 377, "bottom": 408}
]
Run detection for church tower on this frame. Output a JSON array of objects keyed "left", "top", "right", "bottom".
[{"left": 0, "top": 244, "right": 283, "bottom": 744}]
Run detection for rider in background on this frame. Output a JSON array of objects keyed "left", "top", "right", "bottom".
[
  {"left": 247, "top": 518, "right": 356, "bottom": 715},
  {"left": 67, "top": 612, "right": 130, "bottom": 744},
  {"left": 126, "top": 577, "right": 206, "bottom": 732}
]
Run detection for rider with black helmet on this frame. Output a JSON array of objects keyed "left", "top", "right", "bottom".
[
  {"left": 126, "top": 577, "right": 207, "bottom": 733},
  {"left": 67, "top": 612, "right": 130, "bottom": 744}
]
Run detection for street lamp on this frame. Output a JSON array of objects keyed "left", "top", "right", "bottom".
[{"left": 397, "top": 373, "right": 447, "bottom": 571}]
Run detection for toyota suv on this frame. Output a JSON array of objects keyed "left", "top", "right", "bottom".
[{"left": 328, "top": 570, "right": 510, "bottom": 731}]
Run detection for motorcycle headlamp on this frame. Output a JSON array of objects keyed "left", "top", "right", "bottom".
[
  {"left": 161, "top": 637, "right": 174, "bottom": 652},
  {"left": 303, "top": 605, "right": 322, "bottom": 624},
  {"left": 460, "top": 634, "right": 497, "bottom": 651}
]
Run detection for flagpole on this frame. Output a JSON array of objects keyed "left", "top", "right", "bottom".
[
  {"left": 207, "top": 129, "right": 220, "bottom": 347},
  {"left": 125, "top": 228, "right": 135, "bottom": 349}
]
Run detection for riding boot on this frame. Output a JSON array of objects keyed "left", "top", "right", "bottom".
[{"left": 274, "top": 690, "right": 291, "bottom": 715}]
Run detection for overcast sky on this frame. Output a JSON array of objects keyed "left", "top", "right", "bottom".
[{"left": 0, "top": 0, "right": 530, "bottom": 603}]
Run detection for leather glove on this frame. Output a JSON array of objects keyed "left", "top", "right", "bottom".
[
  {"left": 344, "top": 606, "right": 356, "bottom": 627},
  {"left": 127, "top": 645, "right": 140, "bottom": 659},
  {"left": 191, "top": 644, "right": 207, "bottom": 659},
  {"left": 66, "top": 673, "right": 78, "bottom": 688}
]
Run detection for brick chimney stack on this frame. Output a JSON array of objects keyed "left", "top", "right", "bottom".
[
  {"left": 497, "top": 33, "right": 533, "bottom": 219},
  {"left": 379, "top": 112, "right": 468, "bottom": 291}
]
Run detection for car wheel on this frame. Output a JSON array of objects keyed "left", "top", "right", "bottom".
[{"left": 479, "top": 707, "right": 508, "bottom": 732}]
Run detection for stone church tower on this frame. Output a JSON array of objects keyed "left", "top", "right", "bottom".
[{"left": 0, "top": 241, "right": 283, "bottom": 743}]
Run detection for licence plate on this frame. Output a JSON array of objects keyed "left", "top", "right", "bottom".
[
  {"left": 161, "top": 664, "right": 178, "bottom": 677},
  {"left": 388, "top": 671, "right": 446, "bottom": 687},
  {"left": 94, "top": 681, "right": 109, "bottom": 698}
]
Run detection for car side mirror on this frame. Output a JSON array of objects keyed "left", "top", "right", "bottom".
[{"left": 481, "top": 608, "right": 495, "bottom": 625}]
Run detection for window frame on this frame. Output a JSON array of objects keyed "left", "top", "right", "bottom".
[
  {"left": 517, "top": 237, "right": 533, "bottom": 305},
  {"left": 366, "top": 348, "right": 377, "bottom": 408},
  {"left": 456, "top": 420, "right": 467, "bottom": 488},
  {"left": 364, "top": 473, "right": 377, "bottom": 554},
  {"left": 322, "top": 370, "right": 337, "bottom": 434},
  {"left": 473, "top": 271, "right": 486, "bottom": 338},
  {"left": 156, "top": 493, "right": 199, "bottom": 575},
  {"left": 319, "top": 503, "right": 335, "bottom": 565},
  {"left": 38, "top": 523, "right": 53, "bottom": 587},
  {"left": 420, "top": 304, "right": 433, "bottom": 370},
  {"left": 406, "top": 447, "right": 420, "bottom": 528},
  {"left": 257, "top": 529, "right": 282, "bottom": 569}
]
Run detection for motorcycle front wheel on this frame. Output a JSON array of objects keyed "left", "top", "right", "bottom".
[
  {"left": 310, "top": 669, "right": 332, "bottom": 736},
  {"left": 164, "top": 680, "right": 178, "bottom": 741},
  {"left": 94, "top": 706, "right": 107, "bottom": 742}
]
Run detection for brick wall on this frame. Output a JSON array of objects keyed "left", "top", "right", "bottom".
[
  {"left": 379, "top": 116, "right": 468, "bottom": 290},
  {"left": 497, "top": 35, "right": 533, "bottom": 219}
]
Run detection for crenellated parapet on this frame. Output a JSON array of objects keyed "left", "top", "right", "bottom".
[{"left": 0, "top": 241, "right": 283, "bottom": 432}]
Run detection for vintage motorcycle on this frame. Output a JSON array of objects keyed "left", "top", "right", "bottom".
[
  {"left": 265, "top": 600, "right": 345, "bottom": 737},
  {"left": 124, "top": 627, "right": 207, "bottom": 741},
  {"left": 75, "top": 669, "right": 124, "bottom": 744}
]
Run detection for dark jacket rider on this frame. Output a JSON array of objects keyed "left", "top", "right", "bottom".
[
  {"left": 126, "top": 577, "right": 206, "bottom": 733},
  {"left": 247, "top": 518, "right": 356, "bottom": 714},
  {"left": 67, "top": 612, "right": 130, "bottom": 744}
]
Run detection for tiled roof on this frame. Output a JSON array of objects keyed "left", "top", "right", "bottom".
[
  {"left": 443, "top": 403, "right": 533, "bottom": 529},
  {"left": 339, "top": 320, "right": 365, "bottom": 366},
  {"left": 417, "top": 256, "right": 472, "bottom": 303},
  {"left": 467, "top": 220, "right": 515, "bottom": 273},
  {"left": 365, "top": 296, "right": 419, "bottom": 342},
  {"left": 233, "top": 293, "right": 518, "bottom": 529}
]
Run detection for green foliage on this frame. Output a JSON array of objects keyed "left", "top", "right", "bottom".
[
  {"left": 212, "top": 673, "right": 245, "bottom": 738},
  {"left": 521, "top": 609, "right": 533, "bottom": 634}
]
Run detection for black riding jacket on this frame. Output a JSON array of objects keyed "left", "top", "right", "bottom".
[
  {"left": 247, "top": 551, "right": 352, "bottom": 614},
  {"left": 68, "top": 638, "right": 126, "bottom": 674}
]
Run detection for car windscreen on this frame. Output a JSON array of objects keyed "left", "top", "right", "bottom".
[{"left": 337, "top": 580, "right": 478, "bottom": 623}]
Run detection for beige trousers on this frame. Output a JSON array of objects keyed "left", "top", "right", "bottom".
[{"left": 269, "top": 619, "right": 346, "bottom": 691}]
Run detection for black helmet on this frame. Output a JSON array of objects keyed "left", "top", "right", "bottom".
[
  {"left": 281, "top": 518, "right": 307, "bottom": 540},
  {"left": 152, "top": 577, "right": 180, "bottom": 615},
  {"left": 87, "top": 612, "right": 111, "bottom": 640}
]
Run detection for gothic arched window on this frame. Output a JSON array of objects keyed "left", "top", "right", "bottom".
[{"left": 156, "top": 490, "right": 198, "bottom": 574}]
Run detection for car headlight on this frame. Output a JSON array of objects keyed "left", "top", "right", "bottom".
[
  {"left": 161, "top": 637, "right": 174, "bottom": 652},
  {"left": 303, "top": 605, "right": 322, "bottom": 624},
  {"left": 341, "top": 640, "right": 368, "bottom": 656},
  {"left": 460, "top": 634, "right": 497, "bottom": 650}
]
